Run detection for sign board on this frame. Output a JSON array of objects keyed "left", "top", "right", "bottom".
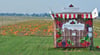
[{"left": 62, "top": 20, "right": 85, "bottom": 31}]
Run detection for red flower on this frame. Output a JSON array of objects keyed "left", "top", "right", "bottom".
[
  {"left": 56, "top": 20, "right": 62, "bottom": 27},
  {"left": 59, "top": 23, "right": 63, "bottom": 27},
  {"left": 86, "top": 42, "right": 90, "bottom": 46},
  {"left": 65, "top": 42, "right": 69, "bottom": 47},
  {"left": 56, "top": 20, "right": 60, "bottom": 25},
  {"left": 86, "top": 20, "right": 92, "bottom": 26},
  {"left": 56, "top": 34, "right": 61, "bottom": 38},
  {"left": 80, "top": 43, "right": 86, "bottom": 47},
  {"left": 96, "top": 46, "right": 100, "bottom": 48},
  {"left": 58, "top": 42, "right": 62, "bottom": 47},
  {"left": 81, "top": 41, "right": 90, "bottom": 47}
]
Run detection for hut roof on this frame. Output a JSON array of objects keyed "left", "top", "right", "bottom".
[{"left": 51, "top": 12, "right": 94, "bottom": 19}]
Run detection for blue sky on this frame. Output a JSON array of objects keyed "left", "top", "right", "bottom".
[{"left": 0, "top": 0, "right": 100, "bottom": 13}]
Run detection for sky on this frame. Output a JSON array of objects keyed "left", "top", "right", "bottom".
[{"left": 0, "top": 0, "right": 100, "bottom": 13}]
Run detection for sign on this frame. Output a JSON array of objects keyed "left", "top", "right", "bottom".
[
  {"left": 92, "top": 8, "right": 98, "bottom": 18},
  {"left": 62, "top": 20, "right": 85, "bottom": 31}
]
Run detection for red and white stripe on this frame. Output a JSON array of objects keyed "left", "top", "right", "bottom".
[
  {"left": 52, "top": 13, "right": 78, "bottom": 19},
  {"left": 51, "top": 13, "right": 93, "bottom": 19},
  {"left": 81, "top": 13, "right": 93, "bottom": 19}
]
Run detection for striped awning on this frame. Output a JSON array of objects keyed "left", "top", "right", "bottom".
[
  {"left": 81, "top": 14, "right": 93, "bottom": 19},
  {"left": 51, "top": 13, "right": 93, "bottom": 19}
]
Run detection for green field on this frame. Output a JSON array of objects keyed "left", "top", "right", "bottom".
[
  {"left": 0, "top": 36, "right": 100, "bottom": 55},
  {"left": 0, "top": 16, "right": 100, "bottom": 55}
]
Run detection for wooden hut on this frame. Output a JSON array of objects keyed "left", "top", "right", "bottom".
[{"left": 50, "top": 8, "right": 98, "bottom": 48}]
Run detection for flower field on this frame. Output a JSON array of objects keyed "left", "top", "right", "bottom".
[
  {"left": 0, "top": 19, "right": 54, "bottom": 36},
  {"left": 0, "top": 16, "right": 100, "bottom": 38}
]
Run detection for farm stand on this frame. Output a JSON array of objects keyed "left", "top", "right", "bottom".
[{"left": 50, "top": 11, "right": 98, "bottom": 48}]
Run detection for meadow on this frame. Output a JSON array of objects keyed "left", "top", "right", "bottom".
[{"left": 0, "top": 16, "right": 100, "bottom": 55}]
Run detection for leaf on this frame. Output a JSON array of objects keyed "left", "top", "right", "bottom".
[
  {"left": 57, "top": 39, "right": 62, "bottom": 43},
  {"left": 56, "top": 28, "right": 59, "bottom": 31},
  {"left": 80, "top": 39, "right": 84, "bottom": 43},
  {"left": 67, "top": 39, "right": 71, "bottom": 44},
  {"left": 57, "top": 31, "right": 62, "bottom": 35},
  {"left": 57, "top": 18, "right": 63, "bottom": 21},
  {"left": 57, "top": 37, "right": 63, "bottom": 43},
  {"left": 72, "top": 43, "right": 74, "bottom": 45},
  {"left": 85, "top": 35, "right": 89, "bottom": 40},
  {"left": 86, "top": 24, "right": 90, "bottom": 27},
  {"left": 59, "top": 37, "right": 63, "bottom": 39}
]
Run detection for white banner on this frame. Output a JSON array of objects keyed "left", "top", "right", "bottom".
[{"left": 62, "top": 20, "right": 85, "bottom": 31}]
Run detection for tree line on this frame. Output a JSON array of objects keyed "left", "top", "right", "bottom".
[
  {"left": 0, "top": 12, "right": 100, "bottom": 17},
  {"left": 0, "top": 13, "right": 50, "bottom": 17}
]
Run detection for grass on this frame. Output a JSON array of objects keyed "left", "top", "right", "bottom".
[
  {"left": 0, "top": 17, "right": 100, "bottom": 55},
  {"left": 0, "top": 36, "right": 100, "bottom": 55}
]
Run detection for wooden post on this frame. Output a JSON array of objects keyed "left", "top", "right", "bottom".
[
  {"left": 90, "top": 19, "right": 94, "bottom": 50},
  {"left": 54, "top": 20, "right": 57, "bottom": 48}
]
